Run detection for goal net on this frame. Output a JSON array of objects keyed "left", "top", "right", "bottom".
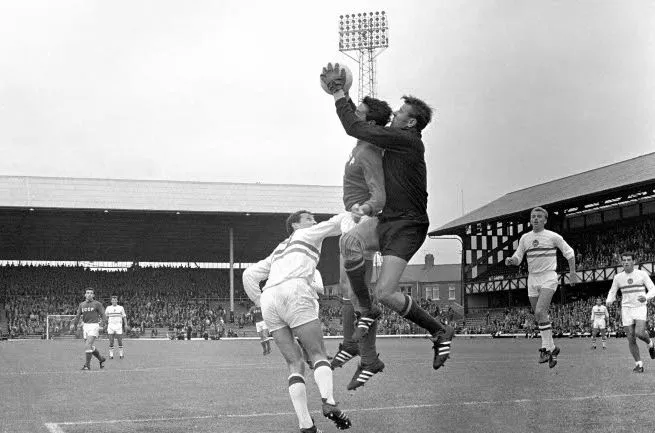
[{"left": 46, "top": 315, "right": 78, "bottom": 340}]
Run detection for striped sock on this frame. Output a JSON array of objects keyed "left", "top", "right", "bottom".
[
  {"left": 538, "top": 322, "right": 554, "bottom": 351},
  {"left": 313, "top": 360, "right": 335, "bottom": 405},
  {"left": 288, "top": 374, "right": 313, "bottom": 429}
]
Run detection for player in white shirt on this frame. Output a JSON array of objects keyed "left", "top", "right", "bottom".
[
  {"left": 104, "top": 295, "right": 129, "bottom": 359},
  {"left": 505, "top": 207, "right": 578, "bottom": 368},
  {"left": 606, "top": 252, "right": 655, "bottom": 372},
  {"left": 243, "top": 210, "right": 352, "bottom": 433},
  {"left": 590, "top": 298, "right": 609, "bottom": 350}
]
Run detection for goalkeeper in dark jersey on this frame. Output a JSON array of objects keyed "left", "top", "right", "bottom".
[
  {"left": 322, "top": 64, "right": 454, "bottom": 372},
  {"left": 70, "top": 288, "right": 107, "bottom": 370}
]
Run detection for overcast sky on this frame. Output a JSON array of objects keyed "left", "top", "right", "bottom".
[{"left": 1, "top": 0, "right": 654, "bottom": 264}]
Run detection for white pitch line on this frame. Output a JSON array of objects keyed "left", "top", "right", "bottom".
[
  {"left": 44, "top": 423, "right": 65, "bottom": 433},
  {"left": 48, "top": 391, "right": 655, "bottom": 427}
]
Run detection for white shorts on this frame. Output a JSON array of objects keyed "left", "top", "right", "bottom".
[
  {"left": 622, "top": 306, "right": 647, "bottom": 327},
  {"left": 255, "top": 320, "right": 268, "bottom": 333},
  {"left": 107, "top": 324, "right": 123, "bottom": 335},
  {"left": 527, "top": 271, "right": 558, "bottom": 298},
  {"left": 261, "top": 279, "right": 319, "bottom": 332},
  {"left": 83, "top": 323, "right": 100, "bottom": 339},
  {"left": 592, "top": 321, "right": 606, "bottom": 330}
]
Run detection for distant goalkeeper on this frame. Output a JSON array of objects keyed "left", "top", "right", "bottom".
[{"left": 105, "top": 295, "right": 129, "bottom": 359}]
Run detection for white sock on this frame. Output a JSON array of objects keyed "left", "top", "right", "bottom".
[
  {"left": 538, "top": 322, "right": 555, "bottom": 351},
  {"left": 313, "top": 362, "right": 335, "bottom": 405},
  {"left": 288, "top": 375, "right": 313, "bottom": 429},
  {"left": 649, "top": 340, "right": 653, "bottom": 348},
  {"left": 119, "top": 348, "right": 124, "bottom": 356},
  {"left": 637, "top": 361, "right": 643, "bottom": 367}
]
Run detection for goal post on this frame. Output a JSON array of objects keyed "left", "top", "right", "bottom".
[{"left": 46, "top": 315, "right": 77, "bottom": 340}]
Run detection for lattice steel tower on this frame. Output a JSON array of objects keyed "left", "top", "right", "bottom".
[{"left": 339, "top": 11, "right": 389, "bottom": 102}]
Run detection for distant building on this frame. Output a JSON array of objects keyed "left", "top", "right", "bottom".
[{"left": 324, "top": 254, "right": 462, "bottom": 308}]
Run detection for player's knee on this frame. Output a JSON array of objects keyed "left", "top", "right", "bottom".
[{"left": 340, "top": 234, "right": 364, "bottom": 267}]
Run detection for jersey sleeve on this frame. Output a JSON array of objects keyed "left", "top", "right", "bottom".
[
  {"left": 335, "top": 98, "right": 421, "bottom": 154},
  {"left": 511, "top": 235, "right": 526, "bottom": 263},
  {"left": 643, "top": 271, "right": 655, "bottom": 300},
  {"left": 358, "top": 144, "right": 386, "bottom": 215},
  {"left": 302, "top": 213, "right": 349, "bottom": 244},
  {"left": 121, "top": 306, "right": 127, "bottom": 318},
  {"left": 606, "top": 277, "right": 619, "bottom": 304},
  {"left": 554, "top": 233, "right": 575, "bottom": 260},
  {"left": 243, "top": 253, "right": 274, "bottom": 306}
]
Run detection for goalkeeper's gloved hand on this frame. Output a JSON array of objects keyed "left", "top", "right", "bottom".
[{"left": 320, "top": 63, "right": 347, "bottom": 94}]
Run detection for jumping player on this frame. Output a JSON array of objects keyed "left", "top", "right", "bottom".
[
  {"left": 249, "top": 303, "right": 273, "bottom": 355},
  {"left": 243, "top": 210, "right": 352, "bottom": 433},
  {"left": 505, "top": 206, "right": 578, "bottom": 368},
  {"left": 590, "top": 298, "right": 609, "bottom": 350},
  {"left": 70, "top": 288, "right": 107, "bottom": 370},
  {"left": 321, "top": 63, "right": 454, "bottom": 372},
  {"left": 331, "top": 95, "right": 391, "bottom": 391},
  {"left": 606, "top": 252, "right": 655, "bottom": 372},
  {"left": 105, "top": 295, "right": 129, "bottom": 359}
]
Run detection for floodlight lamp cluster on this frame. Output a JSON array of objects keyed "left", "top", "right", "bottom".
[{"left": 339, "top": 11, "right": 389, "bottom": 51}]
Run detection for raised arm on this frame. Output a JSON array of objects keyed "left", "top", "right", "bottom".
[{"left": 333, "top": 94, "right": 419, "bottom": 153}]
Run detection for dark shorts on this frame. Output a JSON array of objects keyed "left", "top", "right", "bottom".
[{"left": 377, "top": 219, "right": 429, "bottom": 262}]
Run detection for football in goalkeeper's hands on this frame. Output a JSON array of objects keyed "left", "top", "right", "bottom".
[{"left": 320, "top": 62, "right": 353, "bottom": 94}]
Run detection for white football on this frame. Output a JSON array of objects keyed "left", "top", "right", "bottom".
[{"left": 321, "top": 62, "right": 353, "bottom": 94}]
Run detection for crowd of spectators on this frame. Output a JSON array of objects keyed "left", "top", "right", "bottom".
[
  {"left": 1, "top": 265, "right": 248, "bottom": 338},
  {"left": 571, "top": 219, "right": 655, "bottom": 270},
  {"left": 458, "top": 297, "right": 631, "bottom": 336}
]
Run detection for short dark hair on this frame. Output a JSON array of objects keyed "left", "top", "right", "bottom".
[
  {"left": 402, "top": 95, "right": 433, "bottom": 131},
  {"left": 111, "top": 295, "right": 118, "bottom": 299},
  {"left": 362, "top": 96, "right": 392, "bottom": 126},
  {"left": 621, "top": 252, "right": 635, "bottom": 260},
  {"left": 286, "top": 210, "right": 311, "bottom": 235},
  {"left": 85, "top": 287, "right": 94, "bottom": 293}
]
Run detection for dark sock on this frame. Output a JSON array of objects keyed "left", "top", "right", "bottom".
[
  {"left": 92, "top": 348, "right": 102, "bottom": 360},
  {"left": 359, "top": 320, "right": 378, "bottom": 364},
  {"left": 85, "top": 352, "right": 92, "bottom": 365},
  {"left": 400, "top": 295, "right": 443, "bottom": 335},
  {"left": 345, "top": 264, "right": 373, "bottom": 312},
  {"left": 341, "top": 300, "right": 356, "bottom": 347}
]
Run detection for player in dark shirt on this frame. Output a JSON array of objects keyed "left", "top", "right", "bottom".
[
  {"left": 70, "top": 288, "right": 106, "bottom": 370},
  {"left": 331, "top": 95, "right": 392, "bottom": 391},
  {"left": 321, "top": 64, "right": 455, "bottom": 372}
]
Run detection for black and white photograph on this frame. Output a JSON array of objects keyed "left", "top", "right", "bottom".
[{"left": 1, "top": 1, "right": 655, "bottom": 432}]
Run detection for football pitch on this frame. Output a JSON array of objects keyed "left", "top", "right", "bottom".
[{"left": 2, "top": 336, "right": 655, "bottom": 433}]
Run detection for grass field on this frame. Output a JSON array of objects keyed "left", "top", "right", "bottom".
[{"left": 2, "top": 336, "right": 655, "bottom": 433}]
